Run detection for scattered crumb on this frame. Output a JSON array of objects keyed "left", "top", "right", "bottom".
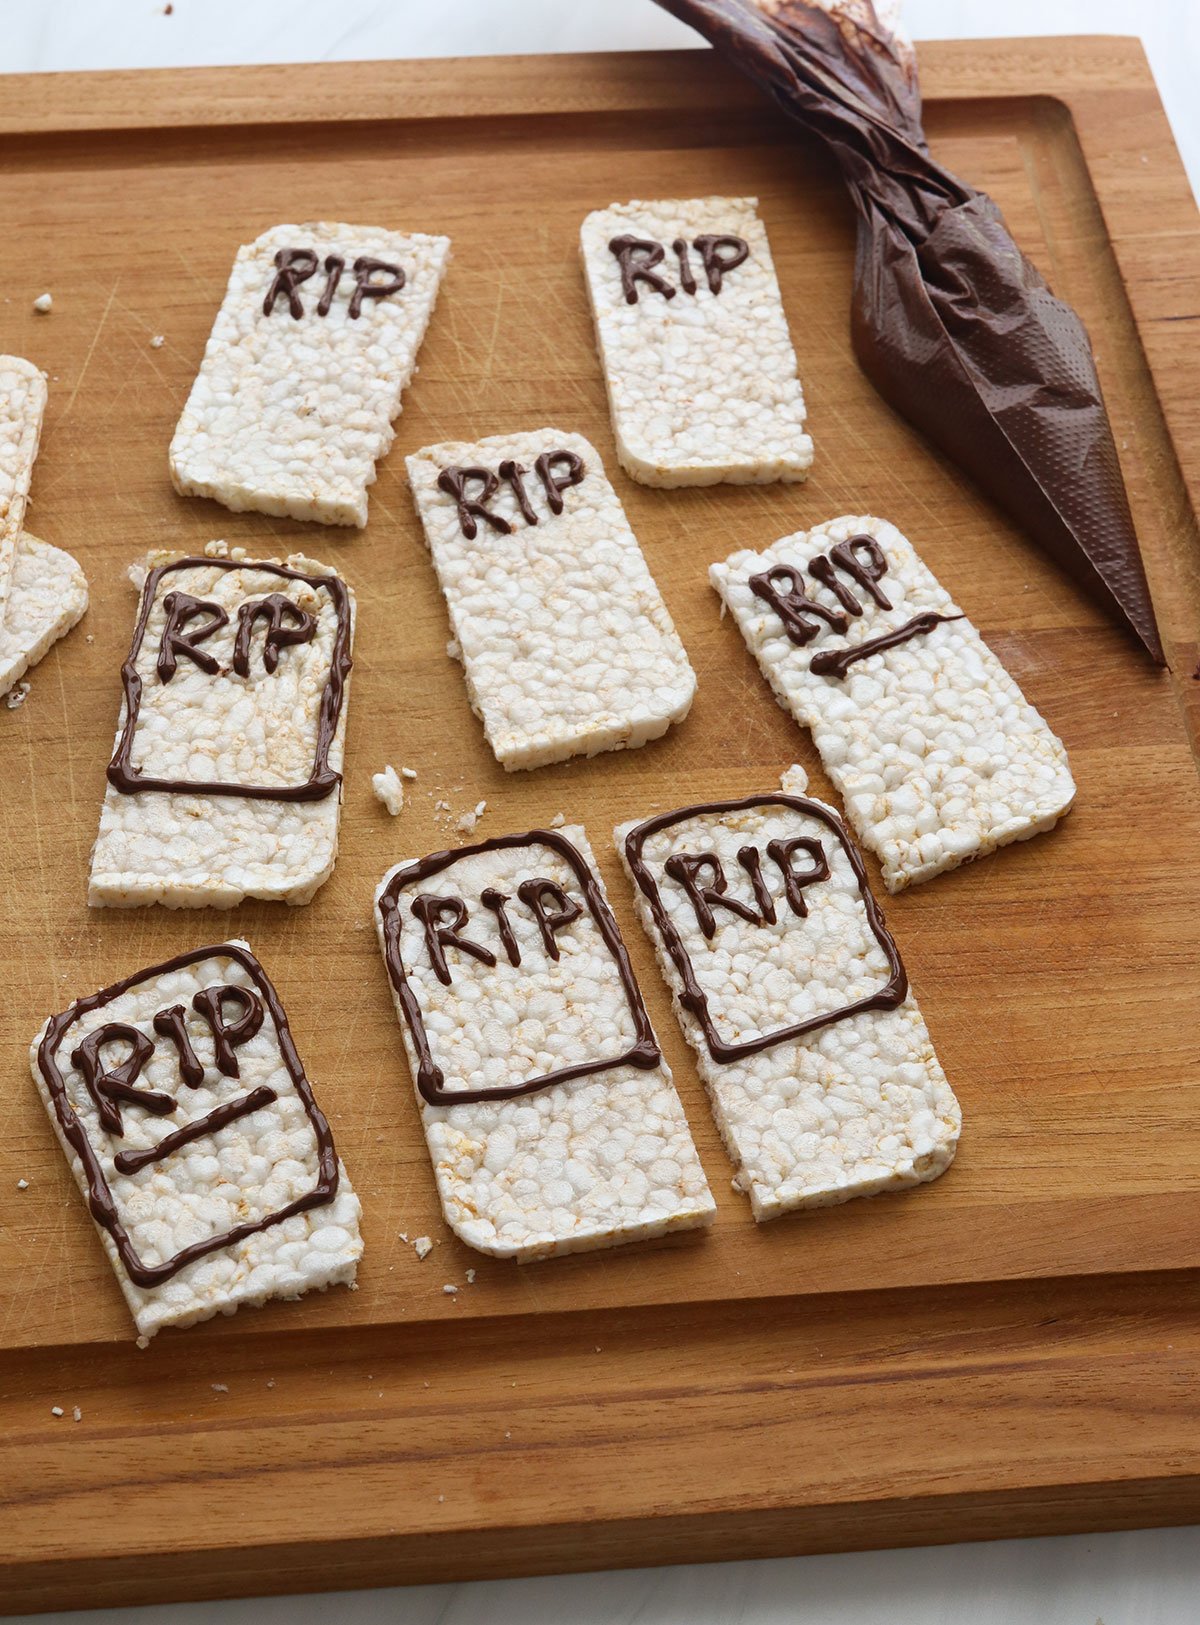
[
  {"left": 399, "top": 1230, "right": 409, "bottom": 1244},
  {"left": 456, "top": 809, "right": 478, "bottom": 833},
  {"left": 413, "top": 1235, "right": 433, "bottom": 1260},
  {"left": 51, "top": 1406, "right": 63, "bottom": 1417},
  {"left": 442, "top": 1283, "right": 458, "bottom": 1296},
  {"left": 16, "top": 1178, "right": 27, "bottom": 1191},
  {"left": 435, "top": 799, "right": 450, "bottom": 812},
  {"left": 5, "top": 681, "right": 30, "bottom": 709},
  {"left": 550, "top": 811, "right": 565, "bottom": 828},
  {"left": 595, "top": 1346, "right": 602, "bottom": 1353},
  {"left": 72, "top": 1407, "right": 82, "bottom": 1423},
  {"left": 85, "top": 633, "right": 94, "bottom": 644},
  {"left": 438, "top": 1494, "right": 445, "bottom": 1503},
  {"left": 32, "top": 292, "right": 52, "bottom": 313},
  {"left": 372, "top": 764, "right": 405, "bottom": 816},
  {"left": 266, "top": 1379, "right": 275, "bottom": 1389},
  {"left": 504, "top": 1429, "right": 511, "bottom": 1439},
  {"left": 465, "top": 1268, "right": 476, "bottom": 1284},
  {"left": 150, "top": 334, "right": 165, "bottom": 348},
  {"left": 400, "top": 765, "right": 417, "bottom": 780},
  {"left": 211, "top": 1383, "right": 229, "bottom": 1394}
]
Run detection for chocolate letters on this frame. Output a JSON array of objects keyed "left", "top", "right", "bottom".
[
  {"left": 263, "top": 248, "right": 406, "bottom": 320},
  {"left": 608, "top": 232, "right": 750, "bottom": 304}
]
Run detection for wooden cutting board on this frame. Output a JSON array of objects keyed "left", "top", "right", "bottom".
[{"left": 3, "top": 35, "right": 1200, "bottom": 1614}]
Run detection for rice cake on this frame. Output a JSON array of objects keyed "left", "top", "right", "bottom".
[
  {"left": 31, "top": 939, "right": 362, "bottom": 1344},
  {"left": 0, "top": 532, "right": 88, "bottom": 692},
  {"left": 170, "top": 222, "right": 450, "bottom": 527},
  {"left": 580, "top": 197, "right": 813, "bottom": 486},
  {"left": 89, "top": 548, "right": 354, "bottom": 909},
  {"left": 406, "top": 428, "right": 696, "bottom": 770},
  {"left": 375, "top": 824, "right": 715, "bottom": 1259},
  {"left": 618, "top": 769, "right": 961, "bottom": 1220},
  {"left": 710, "top": 514, "right": 1076, "bottom": 892},
  {"left": 0, "top": 357, "right": 47, "bottom": 617}
]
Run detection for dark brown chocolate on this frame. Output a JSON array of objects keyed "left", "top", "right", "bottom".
[
  {"left": 623, "top": 794, "right": 907, "bottom": 1063},
  {"left": 808, "top": 611, "right": 963, "bottom": 677},
  {"left": 653, "top": 0, "right": 1164, "bottom": 664},
  {"left": 107, "top": 557, "right": 351, "bottom": 802},
  {"left": 36, "top": 943, "right": 339, "bottom": 1290},
  {"left": 378, "top": 829, "right": 660, "bottom": 1105}
]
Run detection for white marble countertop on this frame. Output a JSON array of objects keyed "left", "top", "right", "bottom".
[{"left": 5, "top": 3, "right": 1198, "bottom": 1622}]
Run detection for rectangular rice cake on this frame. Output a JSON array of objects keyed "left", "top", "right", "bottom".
[
  {"left": 580, "top": 197, "right": 813, "bottom": 486},
  {"left": 31, "top": 939, "right": 362, "bottom": 1344},
  {"left": 89, "top": 548, "right": 354, "bottom": 909},
  {"left": 618, "top": 768, "right": 961, "bottom": 1220},
  {"left": 170, "top": 221, "right": 450, "bottom": 527},
  {"left": 0, "top": 532, "right": 88, "bottom": 692},
  {"left": 0, "top": 356, "right": 47, "bottom": 617},
  {"left": 711, "top": 515, "right": 1076, "bottom": 892},
  {"left": 375, "top": 824, "right": 715, "bottom": 1259},
  {"left": 406, "top": 428, "right": 696, "bottom": 770}
]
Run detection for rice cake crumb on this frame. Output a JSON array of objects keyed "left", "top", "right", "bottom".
[{"left": 373, "top": 765, "right": 405, "bottom": 815}]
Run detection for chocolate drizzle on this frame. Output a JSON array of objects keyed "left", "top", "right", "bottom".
[
  {"left": 624, "top": 795, "right": 907, "bottom": 1063},
  {"left": 107, "top": 557, "right": 352, "bottom": 802},
  {"left": 36, "top": 943, "right": 339, "bottom": 1289},
  {"left": 809, "top": 611, "right": 963, "bottom": 677},
  {"left": 378, "top": 829, "right": 661, "bottom": 1106},
  {"left": 652, "top": 0, "right": 1164, "bottom": 663}
]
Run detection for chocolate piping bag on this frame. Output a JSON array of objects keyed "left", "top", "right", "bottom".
[{"left": 654, "top": 0, "right": 1164, "bottom": 662}]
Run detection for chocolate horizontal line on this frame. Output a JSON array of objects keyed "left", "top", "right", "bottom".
[
  {"left": 112, "top": 1084, "right": 279, "bottom": 1176},
  {"left": 809, "top": 612, "right": 963, "bottom": 677}
]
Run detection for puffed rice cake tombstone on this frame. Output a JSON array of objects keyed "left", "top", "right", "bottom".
[
  {"left": 711, "top": 515, "right": 1076, "bottom": 892},
  {"left": 30, "top": 939, "right": 362, "bottom": 1344},
  {"left": 580, "top": 197, "right": 814, "bottom": 486},
  {"left": 0, "top": 532, "right": 88, "bottom": 692},
  {"left": 618, "top": 769, "right": 961, "bottom": 1220},
  {"left": 0, "top": 356, "right": 47, "bottom": 620},
  {"left": 375, "top": 824, "right": 715, "bottom": 1259},
  {"left": 406, "top": 428, "right": 696, "bottom": 771},
  {"left": 89, "top": 549, "right": 354, "bottom": 909},
  {"left": 170, "top": 222, "right": 450, "bottom": 527}
]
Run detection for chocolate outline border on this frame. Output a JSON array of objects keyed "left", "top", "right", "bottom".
[
  {"left": 36, "top": 942, "right": 339, "bottom": 1289},
  {"left": 377, "top": 828, "right": 661, "bottom": 1105},
  {"left": 623, "top": 794, "right": 908, "bottom": 1063},
  {"left": 107, "top": 556, "right": 353, "bottom": 801}
]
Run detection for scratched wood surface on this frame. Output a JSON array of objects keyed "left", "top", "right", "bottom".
[{"left": 2, "top": 37, "right": 1200, "bottom": 1614}]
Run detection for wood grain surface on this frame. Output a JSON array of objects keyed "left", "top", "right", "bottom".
[{"left": 2, "top": 36, "right": 1199, "bottom": 1614}]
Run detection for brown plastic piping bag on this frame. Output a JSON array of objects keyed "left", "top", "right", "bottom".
[{"left": 653, "top": 0, "right": 1164, "bottom": 662}]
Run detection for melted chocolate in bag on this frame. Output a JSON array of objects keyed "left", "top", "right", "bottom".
[{"left": 654, "top": 0, "right": 1164, "bottom": 662}]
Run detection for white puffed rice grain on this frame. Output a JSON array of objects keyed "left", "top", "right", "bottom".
[{"left": 373, "top": 765, "right": 405, "bottom": 816}]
